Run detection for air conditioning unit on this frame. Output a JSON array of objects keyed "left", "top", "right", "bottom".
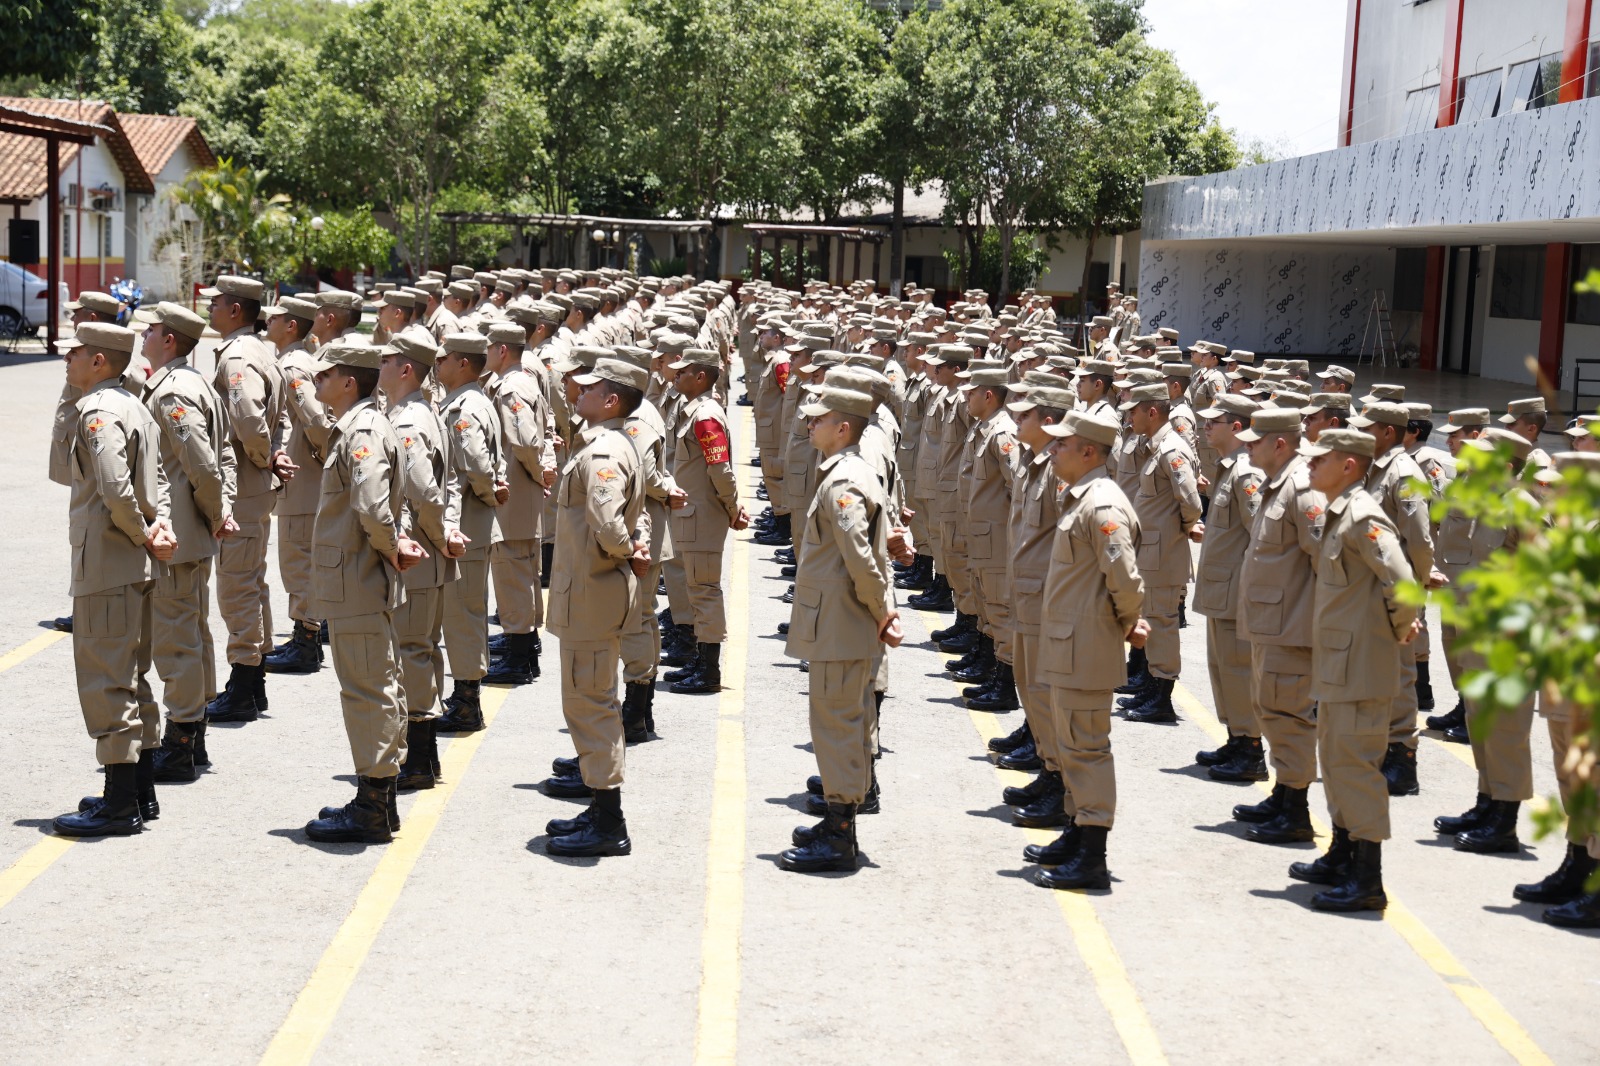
[{"left": 64, "top": 184, "right": 123, "bottom": 212}]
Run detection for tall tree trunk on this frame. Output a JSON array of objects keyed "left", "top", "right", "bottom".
[{"left": 891, "top": 176, "right": 905, "bottom": 296}]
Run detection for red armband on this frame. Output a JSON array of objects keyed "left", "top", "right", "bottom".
[
  {"left": 695, "top": 417, "right": 731, "bottom": 465},
  {"left": 774, "top": 359, "right": 791, "bottom": 394}
]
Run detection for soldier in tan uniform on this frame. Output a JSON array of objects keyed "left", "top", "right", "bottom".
[
  {"left": 1427, "top": 407, "right": 1490, "bottom": 739},
  {"left": 662, "top": 347, "right": 747, "bottom": 693},
  {"left": 1191, "top": 394, "right": 1266, "bottom": 780},
  {"left": 906, "top": 346, "right": 958, "bottom": 612},
  {"left": 302, "top": 344, "right": 426, "bottom": 843},
  {"left": 952, "top": 366, "right": 1019, "bottom": 709},
  {"left": 893, "top": 333, "right": 938, "bottom": 592},
  {"left": 435, "top": 333, "right": 506, "bottom": 733},
  {"left": 1027, "top": 410, "right": 1146, "bottom": 890},
  {"left": 750, "top": 321, "right": 798, "bottom": 546},
  {"left": 1288, "top": 428, "right": 1418, "bottom": 913},
  {"left": 1231, "top": 407, "right": 1327, "bottom": 844},
  {"left": 484, "top": 321, "right": 556, "bottom": 685},
  {"left": 1499, "top": 397, "right": 1552, "bottom": 470},
  {"left": 1313, "top": 364, "right": 1356, "bottom": 394},
  {"left": 1187, "top": 340, "right": 1228, "bottom": 491},
  {"left": 379, "top": 333, "right": 464, "bottom": 792},
  {"left": 54, "top": 323, "right": 176, "bottom": 838},
  {"left": 927, "top": 346, "right": 980, "bottom": 646},
  {"left": 539, "top": 359, "right": 650, "bottom": 857},
  {"left": 133, "top": 303, "right": 235, "bottom": 782},
  {"left": 262, "top": 295, "right": 330, "bottom": 675},
  {"left": 1117, "top": 383, "right": 1202, "bottom": 724},
  {"left": 780, "top": 386, "right": 904, "bottom": 873}
]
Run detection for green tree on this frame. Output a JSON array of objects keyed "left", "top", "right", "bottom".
[
  {"left": 47, "top": 0, "right": 195, "bottom": 114},
  {"left": 159, "top": 156, "right": 293, "bottom": 279},
  {"left": 302, "top": 206, "right": 396, "bottom": 277},
  {"left": 2, "top": 0, "right": 107, "bottom": 83},
  {"left": 205, "top": 0, "right": 349, "bottom": 45},
  {"left": 182, "top": 25, "right": 310, "bottom": 169}
]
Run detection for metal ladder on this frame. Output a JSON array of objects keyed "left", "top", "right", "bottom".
[{"left": 1358, "top": 290, "right": 1396, "bottom": 368}]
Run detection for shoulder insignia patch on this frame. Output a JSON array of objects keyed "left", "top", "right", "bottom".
[
  {"left": 1000, "top": 441, "right": 1014, "bottom": 454},
  {"left": 401, "top": 435, "right": 414, "bottom": 449},
  {"left": 86, "top": 416, "right": 104, "bottom": 433},
  {"left": 1170, "top": 456, "right": 1185, "bottom": 470},
  {"left": 1243, "top": 482, "right": 1258, "bottom": 496},
  {"left": 1305, "top": 505, "right": 1323, "bottom": 520},
  {"left": 353, "top": 445, "right": 371, "bottom": 462},
  {"left": 837, "top": 494, "right": 854, "bottom": 509},
  {"left": 454, "top": 418, "right": 472, "bottom": 432},
  {"left": 595, "top": 466, "right": 619, "bottom": 482},
  {"left": 625, "top": 424, "right": 640, "bottom": 437},
  {"left": 228, "top": 371, "right": 243, "bottom": 387},
  {"left": 509, "top": 399, "right": 525, "bottom": 413},
  {"left": 168, "top": 406, "right": 187, "bottom": 422},
  {"left": 1099, "top": 520, "right": 1119, "bottom": 536},
  {"left": 1366, "top": 522, "right": 1382, "bottom": 542}
]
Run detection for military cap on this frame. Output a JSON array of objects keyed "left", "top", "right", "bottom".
[
  {"left": 1551, "top": 450, "right": 1600, "bottom": 471},
  {"left": 1403, "top": 402, "right": 1433, "bottom": 422},
  {"left": 133, "top": 300, "right": 207, "bottom": 341},
  {"left": 1447, "top": 407, "right": 1491, "bottom": 429},
  {"left": 669, "top": 347, "right": 720, "bottom": 371},
  {"left": 62, "top": 321, "right": 137, "bottom": 353},
  {"left": 921, "top": 344, "right": 972, "bottom": 367},
  {"left": 1198, "top": 394, "right": 1260, "bottom": 421},
  {"left": 1074, "top": 358, "right": 1117, "bottom": 378},
  {"left": 1349, "top": 401, "right": 1409, "bottom": 429},
  {"left": 1007, "top": 385, "right": 1077, "bottom": 413},
  {"left": 372, "top": 282, "right": 395, "bottom": 294},
  {"left": 1284, "top": 360, "right": 1312, "bottom": 379},
  {"left": 414, "top": 278, "right": 444, "bottom": 297},
  {"left": 387, "top": 331, "right": 438, "bottom": 366},
  {"left": 784, "top": 334, "right": 830, "bottom": 354},
  {"left": 494, "top": 279, "right": 518, "bottom": 296},
  {"left": 1043, "top": 409, "right": 1120, "bottom": 447},
  {"left": 1464, "top": 425, "right": 1534, "bottom": 460},
  {"left": 404, "top": 287, "right": 432, "bottom": 305},
  {"left": 958, "top": 368, "right": 1010, "bottom": 392},
  {"left": 316, "top": 289, "right": 363, "bottom": 312},
  {"left": 1091, "top": 316, "right": 1114, "bottom": 329},
  {"left": 311, "top": 342, "right": 383, "bottom": 373},
  {"left": 1316, "top": 364, "right": 1356, "bottom": 385},
  {"left": 1300, "top": 391, "right": 1353, "bottom": 415},
  {"left": 1499, "top": 397, "right": 1546, "bottom": 423},
  {"left": 842, "top": 352, "right": 888, "bottom": 372},
  {"left": 557, "top": 270, "right": 580, "bottom": 285},
  {"left": 1153, "top": 327, "right": 1177, "bottom": 341},
  {"left": 1161, "top": 362, "right": 1193, "bottom": 379},
  {"left": 424, "top": 271, "right": 448, "bottom": 282},
  {"left": 1126, "top": 335, "right": 1159, "bottom": 351},
  {"left": 1119, "top": 383, "right": 1169, "bottom": 410},
  {"left": 376, "top": 289, "right": 415, "bottom": 309},
  {"left": 436, "top": 333, "right": 485, "bottom": 358},
  {"left": 199, "top": 275, "right": 266, "bottom": 301},
  {"left": 1562, "top": 415, "right": 1600, "bottom": 439},
  {"left": 545, "top": 292, "right": 574, "bottom": 313},
  {"left": 574, "top": 357, "right": 649, "bottom": 394},
  {"left": 449, "top": 265, "right": 475, "bottom": 280},
  {"left": 821, "top": 365, "right": 890, "bottom": 403},
  {"left": 1359, "top": 383, "right": 1405, "bottom": 405},
  {"left": 1299, "top": 427, "right": 1376, "bottom": 458},
  {"left": 66, "top": 291, "right": 122, "bottom": 315},
  {"left": 538, "top": 267, "right": 559, "bottom": 280},
  {"left": 444, "top": 281, "right": 476, "bottom": 302},
  {"left": 1236, "top": 407, "right": 1306, "bottom": 442},
  {"left": 610, "top": 345, "right": 653, "bottom": 371},
  {"left": 485, "top": 322, "right": 525, "bottom": 349},
  {"left": 652, "top": 332, "right": 696, "bottom": 356},
  {"left": 474, "top": 271, "right": 498, "bottom": 285},
  {"left": 798, "top": 386, "right": 875, "bottom": 419},
  {"left": 1273, "top": 381, "right": 1313, "bottom": 399},
  {"left": 905, "top": 331, "right": 941, "bottom": 346}
]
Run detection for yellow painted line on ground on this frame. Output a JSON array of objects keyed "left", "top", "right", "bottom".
[
  {"left": 1423, "top": 729, "right": 1478, "bottom": 769},
  {"left": 907, "top": 609, "right": 1169, "bottom": 1066},
  {"left": 258, "top": 687, "right": 511, "bottom": 1066},
  {"left": 692, "top": 413, "right": 754, "bottom": 1066},
  {"left": 0, "top": 631, "right": 66, "bottom": 673},
  {"left": 1171, "top": 683, "right": 1554, "bottom": 1066}
]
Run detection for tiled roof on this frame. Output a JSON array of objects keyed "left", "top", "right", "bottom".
[
  {"left": 119, "top": 113, "right": 217, "bottom": 178},
  {"left": 0, "top": 98, "right": 155, "bottom": 203}
]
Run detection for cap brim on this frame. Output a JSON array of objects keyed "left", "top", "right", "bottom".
[
  {"left": 58, "top": 336, "right": 85, "bottom": 349},
  {"left": 1117, "top": 398, "right": 1138, "bottom": 411},
  {"left": 1234, "top": 427, "right": 1264, "bottom": 442},
  {"left": 1041, "top": 423, "right": 1079, "bottom": 439},
  {"left": 1005, "top": 399, "right": 1038, "bottom": 413},
  {"left": 1496, "top": 413, "right": 1518, "bottom": 424},
  {"left": 131, "top": 308, "right": 162, "bottom": 325},
  {"left": 1196, "top": 407, "right": 1225, "bottom": 420},
  {"left": 260, "top": 305, "right": 287, "bottom": 317},
  {"left": 553, "top": 359, "right": 582, "bottom": 375},
  {"left": 1298, "top": 440, "right": 1332, "bottom": 457},
  {"left": 1347, "top": 414, "right": 1377, "bottom": 428},
  {"left": 571, "top": 371, "right": 602, "bottom": 386},
  {"left": 797, "top": 402, "right": 830, "bottom": 418},
  {"left": 198, "top": 287, "right": 221, "bottom": 298},
  {"left": 307, "top": 358, "right": 334, "bottom": 375},
  {"left": 666, "top": 358, "right": 691, "bottom": 370}
]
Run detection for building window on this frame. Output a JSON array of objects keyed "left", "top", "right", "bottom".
[
  {"left": 1490, "top": 245, "right": 1545, "bottom": 321},
  {"left": 1570, "top": 245, "right": 1600, "bottom": 326},
  {"left": 63, "top": 213, "right": 70, "bottom": 252},
  {"left": 1393, "top": 248, "right": 1427, "bottom": 312},
  {"left": 100, "top": 216, "right": 112, "bottom": 258},
  {"left": 1504, "top": 53, "right": 1563, "bottom": 113},
  {"left": 1589, "top": 42, "right": 1600, "bottom": 98},
  {"left": 1401, "top": 85, "right": 1439, "bottom": 136},
  {"left": 1455, "top": 69, "right": 1502, "bottom": 123}
]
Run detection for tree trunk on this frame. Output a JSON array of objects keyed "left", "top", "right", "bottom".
[
  {"left": 998, "top": 221, "right": 1013, "bottom": 309},
  {"left": 890, "top": 176, "right": 905, "bottom": 297}
]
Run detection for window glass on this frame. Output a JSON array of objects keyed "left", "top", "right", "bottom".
[
  {"left": 1489, "top": 245, "right": 1544, "bottom": 321},
  {"left": 1455, "top": 69, "right": 1502, "bottom": 123},
  {"left": 1569, "top": 245, "right": 1600, "bottom": 326},
  {"left": 1588, "top": 41, "right": 1600, "bottom": 98},
  {"left": 1506, "top": 53, "right": 1562, "bottom": 112},
  {"left": 1401, "top": 85, "right": 1439, "bottom": 136}
]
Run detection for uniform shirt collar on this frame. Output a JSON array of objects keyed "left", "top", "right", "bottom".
[
  {"left": 1067, "top": 463, "right": 1108, "bottom": 499},
  {"left": 818, "top": 444, "right": 860, "bottom": 473},
  {"left": 1328, "top": 479, "right": 1361, "bottom": 514},
  {"left": 333, "top": 396, "right": 378, "bottom": 435},
  {"left": 578, "top": 416, "right": 625, "bottom": 444}
]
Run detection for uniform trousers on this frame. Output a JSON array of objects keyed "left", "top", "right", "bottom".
[
  {"left": 74, "top": 580, "right": 158, "bottom": 764},
  {"left": 1389, "top": 641, "right": 1419, "bottom": 748},
  {"left": 216, "top": 515, "right": 273, "bottom": 666},
  {"left": 679, "top": 550, "right": 728, "bottom": 643},
  {"left": 972, "top": 566, "right": 1014, "bottom": 664},
  {"left": 490, "top": 537, "right": 543, "bottom": 633},
  {"left": 760, "top": 454, "right": 786, "bottom": 515},
  {"left": 1050, "top": 688, "right": 1115, "bottom": 828},
  {"left": 663, "top": 555, "right": 691, "bottom": 620},
  {"left": 1466, "top": 692, "right": 1535, "bottom": 802},
  {"left": 1013, "top": 631, "right": 1059, "bottom": 773},
  {"left": 561, "top": 638, "right": 624, "bottom": 790},
  {"left": 1249, "top": 644, "right": 1317, "bottom": 789},
  {"left": 620, "top": 561, "right": 664, "bottom": 683},
  {"left": 277, "top": 513, "right": 319, "bottom": 625},
  {"left": 810, "top": 656, "right": 881, "bottom": 805},
  {"left": 1318, "top": 698, "right": 1391, "bottom": 842},
  {"left": 393, "top": 584, "right": 445, "bottom": 721},
  {"left": 907, "top": 501, "right": 931, "bottom": 556},
  {"left": 327, "top": 613, "right": 404, "bottom": 777},
  {"left": 1546, "top": 704, "right": 1600, "bottom": 854},
  {"left": 152, "top": 558, "right": 215, "bottom": 723},
  {"left": 442, "top": 557, "right": 489, "bottom": 681},
  {"left": 1206, "top": 616, "right": 1257, "bottom": 737},
  {"left": 937, "top": 517, "right": 977, "bottom": 615},
  {"left": 1142, "top": 584, "right": 1184, "bottom": 679}
]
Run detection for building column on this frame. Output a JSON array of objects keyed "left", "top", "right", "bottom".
[
  {"left": 1419, "top": 246, "right": 1446, "bottom": 371},
  {"left": 1436, "top": 0, "right": 1466, "bottom": 128},
  {"left": 1538, "top": 243, "right": 1572, "bottom": 390},
  {"left": 1339, "top": 0, "right": 1363, "bottom": 147},
  {"left": 1560, "top": 0, "right": 1594, "bottom": 104}
]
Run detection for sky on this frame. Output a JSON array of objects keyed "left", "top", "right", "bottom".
[{"left": 1142, "top": 0, "right": 1348, "bottom": 159}]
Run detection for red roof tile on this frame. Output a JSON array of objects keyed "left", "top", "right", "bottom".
[
  {"left": 0, "top": 98, "right": 155, "bottom": 203},
  {"left": 119, "top": 113, "right": 216, "bottom": 178}
]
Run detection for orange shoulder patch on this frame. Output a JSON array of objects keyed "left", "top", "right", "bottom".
[
  {"left": 86, "top": 416, "right": 105, "bottom": 433},
  {"left": 836, "top": 494, "right": 854, "bottom": 509},
  {"left": 352, "top": 445, "right": 371, "bottom": 462},
  {"left": 1099, "top": 520, "right": 1119, "bottom": 536},
  {"left": 595, "top": 466, "right": 620, "bottom": 482},
  {"left": 453, "top": 418, "right": 472, "bottom": 432},
  {"left": 1305, "top": 505, "right": 1323, "bottom": 520},
  {"left": 1366, "top": 522, "right": 1382, "bottom": 541},
  {"left": 168, "top": 406, "right": 187, "bottom": 422}
]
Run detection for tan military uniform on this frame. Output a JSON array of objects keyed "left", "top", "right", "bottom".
[
  {"left": 754, "top": 350, "right": 791, "bottom": 511},
  {"left": 143, "top": 359, "right": 235, "bottom": 723},
  {"left": 1133, "top": 421, "right": 1202, "bottom": 679},
  {"left": 934, "top": 390, "right": 977, "bottom": 615},
  {"left": 670, "top": 392, "right": 739, "bottom": 642},
  {"left": 70, "top": 379, "right": 170, "bottom": 763},
  {"left": 913, "top": 382, "right": 947, "bottom": 570},
  {"left": 786, "top": 447, "right": 892, "bottom": 805},
  {"left": 962, "top": 409, "right": 1018, "bottom": 665},
  {"left": 620, "top": 399, "right": 679, "bottom": 682},
  {"left": 1040, "top": 466, "right": 1144, "bottom": 827},
  {"left": 1238, "top": 458, "right": 1326, "bottom": 789},
  {"left": 781, "top": 376, "right": 822, "bottom": 560},
  {"left": 1190, "top": 367, "right": 1228, "bottom": 484},
  {"left": 1008, "top": 448, "right": 1065, "bottom": 773},
  {"left": 898, "top": 372, "right": 933, "bottom": 551},
  {"left": 488, "top": 365, "right": 555, "bottom": 634},
  {"left": 1192, "top": 447, "right": 1263, "bottom": 737},
  {"left": 439, "top": 382, "right": 504, "bottom": 683},
  {"left": 548, "top": 418, "right": 646, "bottom": 789},
  {"left": 313, "top": 398, "right": 406, "bottom": 777},
  {"left": 1364, "top": 446, "right": 1433, "bottom": 748},
  {"left": 276, "top": 340, "right": 332, "bottom": 628},
  {"left": 1113, "top": 421, "right": 1146, "bottom": 500},
  {"left": 389, "top": 393, "right": 460, "bottom": 721},
  {"left": 1312, "top": 483, "right": 1417, "bottom": 843},
  {"left": 213, "top": 328, "right": 285, "bottom": 667}
]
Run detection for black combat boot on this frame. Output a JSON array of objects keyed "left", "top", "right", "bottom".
[
  {"left": 1034, "top": 824, "right": 1110, "bottom": 889},
  {"left": 894, "top": 555, "right": 932, "bottom": 590},
  {"left": 1118, "top": 647, "right": 1149, "bottom": 693},
  {"left": 1414, "top": 658, "right": 1435, "bottom": 712},
  {"left": 1023, "top": 819, "right": 1081, "bottom": 865},
  {"left": 436, "top": 680, "right": 484, "bottom": 733},
  {"left": 306, "top": 776, "right": 395, "bottom": 843},
  {"left": 1003, "top": 768, "right": 1058, "bottom": 807},
  {"left": 1381, "top": 742, "right": 1419, "bottom": 796},
  {"left": 1543, "top": 891, "right": 1600, "bottom": 929},
  {"left": 59, "top": 762, "right": 144, "bottom": 837},
  {"left": 1454, "top": 799, "right": 1521, "bottom": 853},
  {"left": 773, "top": 547, "right": 795, "bottom": 565},
  {"left": 150, "top": 719, "right": 203, "bottom": 782},
  {"left": 1434, "top": 791, "right": 1490, "bottom": 835},
  {"left": 1124, "top": 678, "right": 1178, "bottom": 724},
  {"left": 1514, "top": 843, "right": 1599, "bottom": 904},
  {"left": 672, "top": 643, "right": 722, "bottom": 694},
  {"left": 1013, "top": 774, "right": 1070, "bottom": 828},
  {"left": 543, "top": 769, "right": 593, "bottom": 798},
  {"left": 263, "top": 621, "right": 323, "bottom": 674},
  {"left": 996, "top": 738, "right": 1042, "bottom": 772},
  {"left": 661, "top": 626, "right": 699, "bottom": 670},
  {"left": 780, "top": 803, "right": 859, "bottom": 872},
  {"left": 1196, "top": 733, "right": 1244, "bottom": 767},
  {"left": 968, "top": 662, "right": 1019, "bottom": 711},
  {"left": 1245, "top": 785, "right": 1316, "bottom": 844},
  {"left": 547, "top": 787, "right": 631, "bottom": 856},
  {"left": 908, "top": 574, "right": 953, "bottom": 611},
  {"left": 949, "top": 635, "right": 995, "bottom": 684},
  {"left": 1233, "top": 783, "right": 1287, "bottom": 824},
  {"left": 1425, "top": 697, "right": 1464, "bottom": 734},
  {"left": 396, "top": 718, "right": 438, "bottom": 791},
  {"left": 205, "top": 662, "right": 263, "bottom": 723},
  {"left": 484, "top": 632, "right": 539, "bottom": 685},
  {"left": 193, "top": 719, "right": 210, "bottom": 767},
  {"left": 623, "top": 681, "right": 656, "bottom": 743},
  {"left": 1208, "top": 736, "right": 1268, "bottom": 782},
  {"left": 931, "top": 611, "right": 974, "bottom": 647},
  {"left": 1311, "top": 838, "right": 1387, "bottom": 912},
  {"left": 989, "top": 720, "right": 1032, "bottom": 755},
  {"left": 753, "top": 512, "right": 791, "bottom": 546},
  {"left": 1289, "top": 825, "right": 1352, "bottom": 885}
]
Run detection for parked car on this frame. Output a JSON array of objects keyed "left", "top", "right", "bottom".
[{"left": 0, "top": 261, "right": 69, "bottom": 338}]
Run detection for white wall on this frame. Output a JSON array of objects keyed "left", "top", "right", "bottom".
[
  {"left": 1458, "top": 0, "right": 1566, "bottom": 84},
  {"left": 130, "top": 143, "right": 201, "bottom": 300},
  {"left": 1350, "top": 0, "right": 1449, "bottom": 146},
  {"left": 1480, "top": 315, "right": 1542, "bottom": 384}
]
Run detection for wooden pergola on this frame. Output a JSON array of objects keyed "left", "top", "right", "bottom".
[
  {"left": 0, "top": 103, "right": 112, "bottom": 353},
  {"left": 745, "top": 223, "right": 885, "bottom": 288},
  {"left": 434, "top": 212, "right": 714, "bottom": 275}
]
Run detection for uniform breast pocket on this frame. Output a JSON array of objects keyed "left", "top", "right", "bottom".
[
  {"left": 1257, "top": 506, "right": 1287, "bottom": 545},
  {"left": 967, "top": 520, "right": 993, "bottom": 561},
  {"left": 1320, "top": 544, "right": 1348, "bottom": 587},
  {"left": 314, "top": 544, "right": 345, "bottom": 602},
  {"left": 790, "top": 583, "right": 822, "bottom": 643},
  {"left": 1194, "top": 564, "right": 1233, "bottom": 613},
  {"left": 548, "top": 570, "right": 572, "bottom": 629},
  {"left": 1316, "top": 628, "right": 1352, "bottom": 687},
  {"left": 1042, "top": 620, "right": 1075, "bottom": 672},
  {"left": 673, "top": 501, "right": 697, "bottom": 542},
  {"left": 1025, "top": 488, "right": 1046, "bottom": 527},
  {"left": 1246, "top": 586, "right": 1284, "bottom": 635},
  {"left": 1136, "top": 527, "right": 1161, "bottom": 572},
  {"left": 70, "top": 522, "right": 88, "bottom": 582},
  {"left": 1050, "top": 525, "right": 1076, "bottom": 566}
]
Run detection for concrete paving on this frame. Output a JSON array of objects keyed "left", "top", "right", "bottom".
[{"left": 0, "top": 352, "right": 1594, "bottom": 1065}]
